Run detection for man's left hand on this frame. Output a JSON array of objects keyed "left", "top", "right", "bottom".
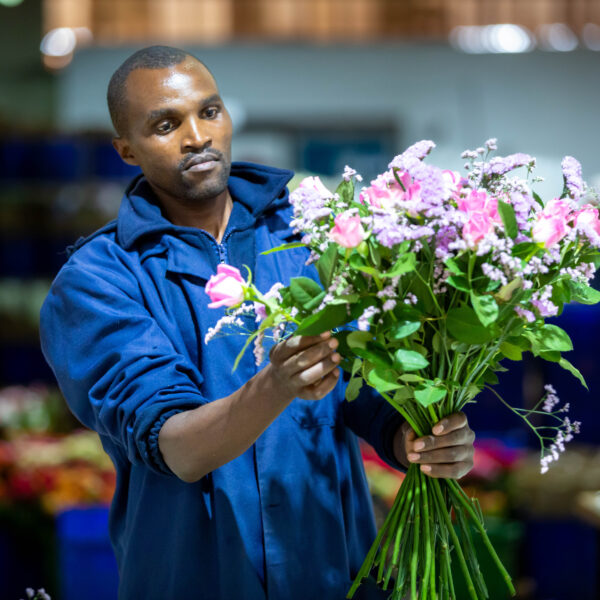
[{"left": 392, "top": 412, "right": 475, "bottom": 479}]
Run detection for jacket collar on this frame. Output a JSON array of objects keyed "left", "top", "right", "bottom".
[{"left": 116, "top": 161, "right": 294, "bottom": 251}]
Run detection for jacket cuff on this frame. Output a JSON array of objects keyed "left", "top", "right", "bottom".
[{"left": 146, "top": 408, "right": 189, "bottom": 476}]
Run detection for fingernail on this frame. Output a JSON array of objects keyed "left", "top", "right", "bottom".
[
  {"left": 433, "top": 425, "right": 443, "bottom": 435},
  {"left": 321, "top": 332, "right": 331, "bottom": 339},
  {"left": 332, "top": 353, "right": 341, "bottom": 362},
  {"left": 328, "top": 339, "right": 338, "bottom": 349},
  {"left": 414, "top": 441, "right": 425, "bottom": 451},
  {"left": 407, "top": 453, "right": 420, "bottom": 462},
  {"left": 420, "top": 465, "right": 431, "bottom": 473}
]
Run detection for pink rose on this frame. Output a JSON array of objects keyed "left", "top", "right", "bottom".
[
  {"left": 329, "top": 213, "right": 365, "bottom": 248},
  {"left": 442, "top": 169, "right": 462, "bottom": 198},
  {"left": 457, "top": 189, "right": 501, "bottom": 223},
  {"left": 543, "top": 198, "right": 571, "bottom": 220},
  {"left": 205, "top": 264, "right": 246, "bottom": 308},
  {"left": 573, "top": 205, "right": 600, "bottom": 235},
  {"left": 298, "top": 176, "right": 333, "bottom": 201},
  {"left": 360, "top": 170, "right": 421, "bottom": 215},
  {"left": 462, "top": 211, "right": 494, "bottom": 246},
  {"left": 531, "top": 215, "right": 569, "bottom": 248}
]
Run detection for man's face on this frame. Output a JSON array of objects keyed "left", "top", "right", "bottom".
[{"left": 113, "top": 58, "right": 233, "bottom": 206}]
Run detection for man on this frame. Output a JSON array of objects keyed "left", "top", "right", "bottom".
[{"left": 40, "top": 46, "right": 475, "bottom": 599}]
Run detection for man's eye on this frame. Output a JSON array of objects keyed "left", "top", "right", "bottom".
[
  {"left": 204, "top": 106, "right": 219, "bottom": 119},
  {"left": 156, "top": 121, "right": 174, "bottom": 134}
]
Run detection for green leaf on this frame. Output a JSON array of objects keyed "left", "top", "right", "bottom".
[
  {"left": 525, "top": 324, "right": 573, "bottom": 355},
  {"left": 393, "top": 386, "right": 414, "bottom": 404},
  {"left": 399, "top": 373, "right": 424, "bottom": 383},
  {"left": 388, "top": 319, "right": 421, "bottom": 340},
  {"left": 382, "top": 253, "right": 416, "bottom": 278},
  {"left": 470, "top": 291, "right": 499, "bottom": 327},
  {"left": 345, "top": 376, "right": 363, "bottom": 401},
  {"left": 316, "top": 244, "right": 339, "bottom": 290},
  {"left": 354, "top": 343, "right": 394, "bottom": 370},
  {"left": 294, "top": 304, "right": 349, "bottom": 336},
  {"left": 289, "top": 277, "right": 324, "bottom": 309},
  {"left": 494, "top": 278, "right": 522, "bottom": 303},
  {"left": 367, "top": 368, "right": 402, "bottom": 392},
  {"left": 336, "top": 179, "right": 354, "bottom": 204},
  {"left": 465, "top": 384, "right": 482, "bottom": 402},
  {"left": 540, "top": 351, "right": 561, "bottom": 363},
  {"left": 393, "top": 349, "right": 429, "bottom": 371},
  {"left": 568, "top": 281, "right": 600, "bottom": 305},
  {"left": 260, "top": 241, "right": 306, "bottom": 255},
  {"left": 481, "top": 369, "right": 499, "bottom": 385},
  {"left": 444, "top": 257, "right": 465, "bottom": 276},
  {"left": 558, "top": 357, "right": 588, "bottom": 389},
  {"left": 414, "top": 385, "right": 447, "bottom": 408},
  {"left": 446, "top": 306, "right": 493, "bottom": 345},
  {"left": 348, "top": 253, "right": 380, "bottom": 276},
  {"left": 303, "top": 291, "right": 326, "bottom": 312},
  {"left": 511, "top": 242, "right": 543, "bottom": 262},
  {"left": 532, "top": 191, "right": 544, "bottom": 208},
  {"left": 499, "top": 341, "right": 522, "bottom": 361},
  {"left": 432, "top": 332, "right": 442, "bottom": 354},
  {"left": 497, "top": 199, "right": 518, "bottom": 239},
  {"left": 447, "top": 275, "right": 471, "bottom": 292},
  {"left": 347, "top": 331, "right": 373, "bottom": 349}
]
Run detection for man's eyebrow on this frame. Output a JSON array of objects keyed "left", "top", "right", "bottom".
[{"left": 145, "top": 94, "right": 223, "bottom": 123}]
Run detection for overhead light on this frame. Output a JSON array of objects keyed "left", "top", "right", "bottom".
[
  {"left": 40, "top": 28, "right": 77, "bottom": 57},
  {"left": 582, "top": 23, "right": 600, "bottom": 51},
  {"left": 450, "top": 24, "right": 534, "bottom": 54},
  {"left": 40, "top": 26, "right": 93, "bottom": 71},
  {"left": 537, "top": 23, "right": 578, "bottom": 52},
  {"left": 0, "top": 0, "right": 25, "bottom": 6}
]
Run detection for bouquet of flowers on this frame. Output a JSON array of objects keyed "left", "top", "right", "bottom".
[{"left": 205, "top": 139, "right": 599, "bottom": 599}]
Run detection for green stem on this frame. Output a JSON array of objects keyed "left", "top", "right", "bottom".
[
  {"left": 420, "top": 471, "right": 433, "bottom": 600},
  {"left": 410, "top": 473, "right": 421, "bottom": 600},
  {"left": 380, "top": 392, "right": 426, "bottom": 437},
  {"left": 431, "top": 479, "right": 478, "bottom": 600},
  {"left": 447, "top": 479, "right": 516, "bottom": 596}
]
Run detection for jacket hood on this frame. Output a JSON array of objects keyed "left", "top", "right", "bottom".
[{"left": 117, "top": 161, "right": 294, "bottom": 250}]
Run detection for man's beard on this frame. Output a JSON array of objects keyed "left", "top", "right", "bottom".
[{"left": 178, "top": 149, "right": 231, "bottom": 205}]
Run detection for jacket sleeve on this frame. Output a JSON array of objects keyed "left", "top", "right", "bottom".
[
  {"left": 342, "top": 377, "right": 406, "bottom": 471},
  {"left": 40, "top": 258, "right": 207, "bottom": 477}
]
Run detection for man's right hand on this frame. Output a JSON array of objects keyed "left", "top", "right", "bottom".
[{"left": 267, "top": 332, "right": 341, "bottom": 401}]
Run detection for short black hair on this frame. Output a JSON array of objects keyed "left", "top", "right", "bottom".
[{"left": 107, "top": 45, "right": 208, "bottom": 136}]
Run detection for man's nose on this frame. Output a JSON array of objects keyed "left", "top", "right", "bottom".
[{"left": 181, "top": 116, "right": 211, "bottom": 151}]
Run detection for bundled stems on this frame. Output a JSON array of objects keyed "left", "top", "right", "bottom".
[{"left": 347, "top": 464, "right": 515, "bottom": 600}]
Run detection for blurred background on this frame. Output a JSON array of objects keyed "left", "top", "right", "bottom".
[{"left": 1, "top": 0, "right": 600, "bottom": 599}]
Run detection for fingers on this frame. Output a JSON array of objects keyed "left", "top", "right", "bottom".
[
  {"left": 300, "top": 369, "right": 340, "bottom": 400},
  {"left": 282, "top": 337, "right": 340, "bottom": 376},
  {"left": 271, "top": 331, "right": 331, "bottom": 363},
  {"left": 418, "top": 462, "right": 473, "bottom": 479},
  {"left": 431, "top": 412, "right": 468, "bottom": 435},
  {"left": 268, "top": 331, "right": 341, "bottom": 401},
  {"left": 404, "top": 411, "right": 475, "bottom": 479}
]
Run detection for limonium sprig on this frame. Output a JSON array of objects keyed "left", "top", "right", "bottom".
[{"left": 205, "top": 140, "right": 600, "bottom": 600}]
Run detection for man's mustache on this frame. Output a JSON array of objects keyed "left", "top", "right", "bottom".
[{"left": 179, "top": 149, "right": 225, "bottom": 172}]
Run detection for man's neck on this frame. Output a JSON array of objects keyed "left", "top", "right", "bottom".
[{"left": 155, "top": 188, "right": 233, "bottom": 243}]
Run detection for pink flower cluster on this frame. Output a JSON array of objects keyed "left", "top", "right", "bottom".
[{"left": 456, "top": 189, "right": 501, "bottom": 247}]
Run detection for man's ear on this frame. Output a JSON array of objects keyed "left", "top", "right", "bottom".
[{"left": 112, "top": 136, "right": 140, "bottom": 167}]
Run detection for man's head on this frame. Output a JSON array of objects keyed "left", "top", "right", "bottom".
[{"left": 108, "top": 46, "right": 232, "bottom": 207}]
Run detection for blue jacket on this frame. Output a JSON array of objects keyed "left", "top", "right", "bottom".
[{"left": 40, "top": 162, "right": 403, "bottom": 600}]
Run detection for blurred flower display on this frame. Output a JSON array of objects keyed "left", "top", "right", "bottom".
[{"left": 0, "top": 385, "right": 115, "bottom": 514}]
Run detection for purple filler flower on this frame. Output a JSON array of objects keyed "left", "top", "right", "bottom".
[
  {"left": 388, "top": 140, "right": 436, "bottom": 170},
  {"left": 561, "top": 156, "right": 584, "bottom": 199},
  {"left": 484, "top": 153, "right": 535, "bottom": 176}
]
